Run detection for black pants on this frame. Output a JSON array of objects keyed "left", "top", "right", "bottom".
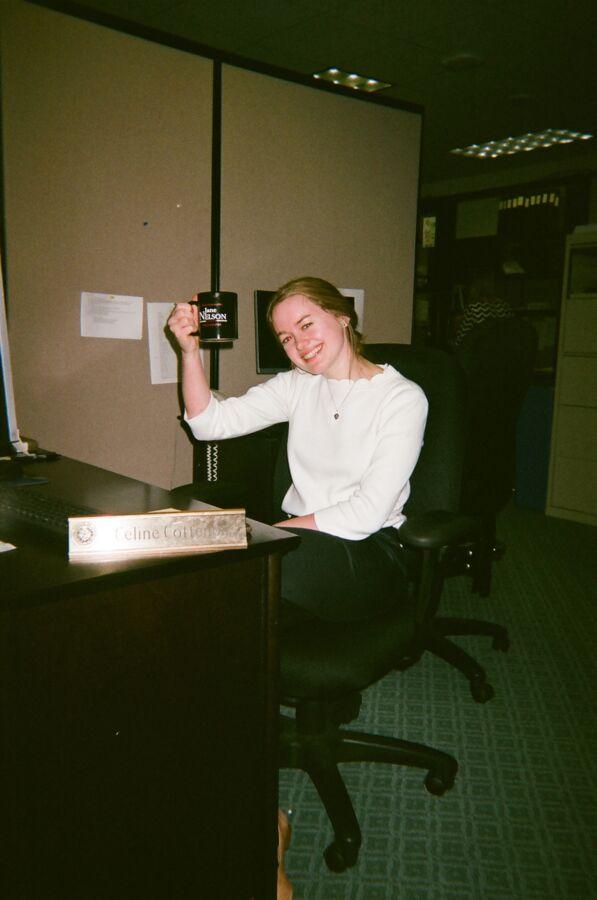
[{"left": 280, "top": 526, "right": 410, "bottom": 626}]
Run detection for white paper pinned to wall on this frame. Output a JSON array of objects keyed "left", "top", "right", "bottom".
[
  {"left": 147, "top": 302, "right": 206, "bottom": 385},
  {"left": 81, "top": 291, "right": 143, "bottom": 340},
  {"left": 147, "top": 302, "right": 179, "bottom": 384}
]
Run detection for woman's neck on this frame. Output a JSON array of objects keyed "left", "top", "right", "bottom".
[
  {"left": 326, "top": 354, "right": 383, "bottom": 381},
  {"left": 350, "top": 355, "right": 384, "bottom": 381}
]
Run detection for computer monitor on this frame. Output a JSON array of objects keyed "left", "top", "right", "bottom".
[{"left": 0, "top": 249, "right": 24, "bottom": 457}]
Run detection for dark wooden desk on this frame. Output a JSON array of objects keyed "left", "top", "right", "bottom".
[{"left": 0, "top": 457, "right": 298, "bottom": 899}]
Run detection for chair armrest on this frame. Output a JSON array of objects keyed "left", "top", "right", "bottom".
[{"left": 399, "top": 510, "right": 481, "bottom": 550}]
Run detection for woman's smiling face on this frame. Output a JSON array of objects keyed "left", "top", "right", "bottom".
[{"left": 272, "top": 293, "right": 351, "bottom": 379}]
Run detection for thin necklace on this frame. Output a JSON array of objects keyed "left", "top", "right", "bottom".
[{"left": 325, "top": 364, "right": 358, "bottom": 421}]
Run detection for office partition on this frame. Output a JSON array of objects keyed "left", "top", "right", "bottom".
[
  {"left": 0, "top": 0, "right": 422, "bottom": 488},
  {"left": 219, "top": 64, "right": 422, "bottom": 397},
  {"left": 1, "top": 1, "right": 212, "bottom": 487}
]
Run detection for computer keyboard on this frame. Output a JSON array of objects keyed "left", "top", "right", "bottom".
[{"left": 0, "top": 485, "right": 97, "bottom": 534}]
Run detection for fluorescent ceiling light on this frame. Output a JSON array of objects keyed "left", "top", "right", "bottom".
[
  {"left": 313, "top": 67, "right": 391, "bottom": 93},
  {"left": 451, "top": 128, "right": 593, "bottom": 159}
]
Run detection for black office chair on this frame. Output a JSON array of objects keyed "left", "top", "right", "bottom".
[
  {"left": 364, "top": 333, "right": 533, "bottom": 704},
  {"left": 378, "top": 320, "right": 537, "bottom": 702},
  {"left": 276, "top": 345, "right": 479, "bottom": 872},
  {"left": 456, "top": 315, "right": 539, "bottom": 592},
  {"left": 183, "top": 343, "right": 518, "bottom": 868}
]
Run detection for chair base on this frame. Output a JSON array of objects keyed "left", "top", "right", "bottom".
[
  {"left": 279, "top": 701, "right": 457, "bottom": 871},
  {"left": 425, "top": 618, "right": 509, "bottom": 702}
]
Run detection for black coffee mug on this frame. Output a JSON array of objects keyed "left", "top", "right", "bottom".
[{"left": 191, "top": 291, "right": 238, "bottom": 343}]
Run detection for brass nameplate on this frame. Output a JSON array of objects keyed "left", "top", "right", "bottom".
[{"left": 68, "top": 509, "right": 247, "bottom": 557}]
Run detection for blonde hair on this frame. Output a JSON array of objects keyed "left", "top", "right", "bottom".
[{"left": 267, "top": 276, "right": 363, "bottom": 356}]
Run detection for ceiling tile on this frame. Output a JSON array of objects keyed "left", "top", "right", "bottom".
[
  {"left": 146, "top": 0, "right": 345, "bottom": 53},
  {"left": 29, "top": 0, "right": 596, "bottom": 183},
  {"left": 237, "top": 11, "right": 400, "bottom": 72},
  {"left": 339, "top": 0, "right": 482, "bottom": 43}
]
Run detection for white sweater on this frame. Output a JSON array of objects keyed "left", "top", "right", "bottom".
[{"left": 185, "top": 364, "right": 428, "bottom": 540}]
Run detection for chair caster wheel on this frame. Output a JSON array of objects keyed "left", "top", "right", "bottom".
[
  {"left": 425, "top": 755, "right": 457, "bottom": 795},
  {"left": 324, "top": 838, "right": 359, "bottom": 872},
  {"left": 470, "top": 679, "right": 494, "bottom": 703},
  {"left": 424, "top": 772, "right": 448, "bottom": 796}
]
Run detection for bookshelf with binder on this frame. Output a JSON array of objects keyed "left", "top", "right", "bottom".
[
  {"left": 416, "top": 175, "right": 590, "bottom": 378},
  {"left": 494, "top": 188, "right": 564, "bottom": 374}
]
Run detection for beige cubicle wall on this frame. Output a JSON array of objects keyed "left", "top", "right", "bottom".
[
  {"left": 1, "top": 1, "right": 421, "bottom": 489},
  {"left": 219, "top": 65, "right": 422, "bottom": 397},
  {"left": 1, "top": 2, "right": 212, "bottom": 488}
]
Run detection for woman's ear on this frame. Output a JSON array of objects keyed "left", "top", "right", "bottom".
[{"left": 338, "top": 315, "right": 350, "bottom": 329}]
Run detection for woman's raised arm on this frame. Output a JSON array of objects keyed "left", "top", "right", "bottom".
[{"left": 168, "top": 300, "right": 211, "bottom": 419}]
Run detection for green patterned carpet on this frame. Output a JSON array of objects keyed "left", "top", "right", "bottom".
[{"left": 279, "top": 504, "right": 597, "bottom": 899}]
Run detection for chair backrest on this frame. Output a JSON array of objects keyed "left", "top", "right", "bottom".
[
  {"left": 455, "top": 316, "right": 538, "bottom": 514},
  {"left": 364, "top": 344, "right": 467, "bottom": 517},
  {"left": 271, "top": 344, "right": 467, "bottom": 521}
]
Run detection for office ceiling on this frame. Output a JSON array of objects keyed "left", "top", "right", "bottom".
[{"left": 39, "top": 0, "right": 596, "bottom": 185}]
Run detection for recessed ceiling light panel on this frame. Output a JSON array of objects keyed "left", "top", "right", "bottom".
[
  {"left": 451, "top": 128, "right": 593, "bottom": 159},
  {"left": 313, "top": 67, "right": 391, "bottom": 93}
]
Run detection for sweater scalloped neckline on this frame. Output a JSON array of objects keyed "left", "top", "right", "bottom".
[{"left": 325, "top": 363, "right": 388, "bottom": 386}]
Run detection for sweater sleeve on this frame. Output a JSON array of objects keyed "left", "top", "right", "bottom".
[
  {"left": 184, "top": 372, "right": 293, "bottom": 440},
  {"left": 313, "top": 382, "right": 428, "bottom": 540}
]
